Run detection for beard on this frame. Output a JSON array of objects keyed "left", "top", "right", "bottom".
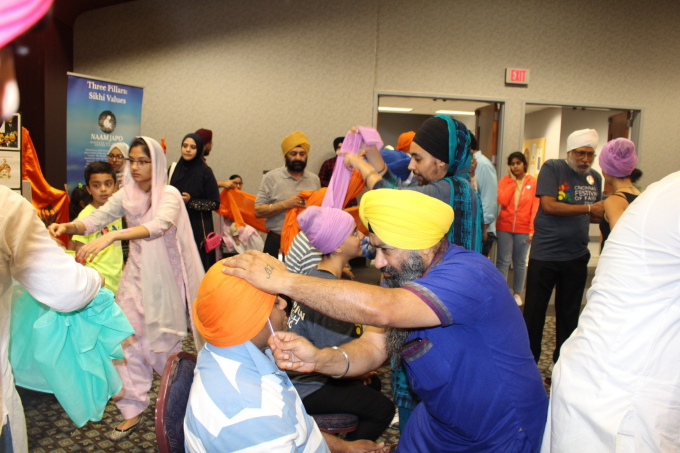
[
  {"left": 385, "top": 327, "right": 414, "bottom": 368},
  {"left": 381, "top": 250, "right": 427, "bottom": 289},
  {"left": 567, "top": 153, "right": 591, "bottom": 176},
  {"left": 286, "top": 157, "right": 307, "bottom": 172},
  {"left": 381, "top": 250, "right": 427, "bottom": 366}
]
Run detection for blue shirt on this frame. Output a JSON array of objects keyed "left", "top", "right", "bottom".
[
  {"left": 398, "top": 242, "right": 548, "bottom": 452},
  {"left": 184, "top": 341, "right": 329, "bottom": 453}
]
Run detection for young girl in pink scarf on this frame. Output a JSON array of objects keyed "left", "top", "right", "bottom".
[{"left": 49, "top": 137, "right": 204, "bottom": 440}]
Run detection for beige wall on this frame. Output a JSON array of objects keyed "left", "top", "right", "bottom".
[
  {"left": 74, "top": 0, "right": 680, "bottom": 193},
  {"left": 524, "top": 108, "right": 562, "bottom": 163}
]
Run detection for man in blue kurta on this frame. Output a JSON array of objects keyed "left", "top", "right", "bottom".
[{"left": 223, "top": 189, "right": 549, "bottom": 452}]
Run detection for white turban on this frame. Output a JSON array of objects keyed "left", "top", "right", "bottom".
[{"left": 567, "top": 129, "right": 599, "bottom": 151}]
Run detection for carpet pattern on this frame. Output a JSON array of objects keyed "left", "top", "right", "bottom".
[{"left": 21, "top": 318, "right": 556, "bottom": 452}]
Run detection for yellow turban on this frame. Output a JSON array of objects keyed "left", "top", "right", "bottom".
[
  {"left": 281, "top": 131, "right": 310, "bottom": 156},
  {"left": 359, "top": 189, "right": 454, "bottom": 250},
  {"left": 193, "top": 262, "right": 276, "bottom": 348}
]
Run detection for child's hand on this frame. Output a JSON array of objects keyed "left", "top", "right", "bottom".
[
  {"left": 48, "top": 223, "right": 67, "bottom": 238},
  {"left": 76, "top": 232, "right": 115, "bottom": 263}
]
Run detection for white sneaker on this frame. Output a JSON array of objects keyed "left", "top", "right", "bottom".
[{"left": 514, "top": 294, "right": 523, "bottom": 306}]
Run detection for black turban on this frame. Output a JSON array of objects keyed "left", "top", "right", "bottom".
[
  {"left": 333, "top": 136, "right": 344, "bottom": 151},
  {"left": 413, "top": 116, "right": 451, "bottom": 163}
]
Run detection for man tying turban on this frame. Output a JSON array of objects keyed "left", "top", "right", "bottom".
[
  {"left": 340, "top": 117, "right": 484, "bottom": 426},
  {"left": 342, "top": 116, "right": 483, "bottom": 253},
  {"left": 286, "top": 206, "right": 395, "bottom": 442},
  {"left": 255, "top": 131, "right": 320, "bottom": 257},
  {"left": 224, "top": 189, "right": 548, "bottom": 452},
  {"left": 523, "top": 128, "right": 604, "bottom": 372},
  {"left": 184, "top": 263, "right": 384, "bottom": 453}
]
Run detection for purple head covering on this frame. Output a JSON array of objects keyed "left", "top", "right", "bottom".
[
  {"left": 599, "top": 138, "right": 637, "bottom": 178},
  {"left": 297, "top": 206, "right": 355, "bottom": 254}
]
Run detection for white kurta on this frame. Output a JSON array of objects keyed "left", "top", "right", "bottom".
[
  {"left": 0, "top": 186, "right": 101, "bottom": 452},
  {"left": 542, "top": 171, "right": 680, "bottom": 452}
]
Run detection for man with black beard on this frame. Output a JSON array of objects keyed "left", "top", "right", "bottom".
[
  {"left": 224, "top": 189, "right": 548, "bottom": 452},
  {"left": 523, "top": 128, "right": 604, "bottom": 371},
  {"left": 255, "top": 131, "right": 320, "bottom": 256}
]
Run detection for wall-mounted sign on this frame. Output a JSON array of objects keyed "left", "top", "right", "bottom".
[{"left": 506, "top": 68, "right": 530, "bottom": 85}]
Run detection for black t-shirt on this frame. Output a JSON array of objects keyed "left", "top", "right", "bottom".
[
  {"left": 286, "top": 268, "right": 363, "bottom": 399},
  {"left": 531, "top": 159, "right": 602, "bottom": 261},
  {"left": 287, "top": 268, "right": 362, "bottom": 346}
]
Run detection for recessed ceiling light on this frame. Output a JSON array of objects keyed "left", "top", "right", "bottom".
[
  {"left": 378, "top": 107, "right": 413, "bottom": 112},
  {"left": 435, "top": 110, "right": 475, "bottom": 116}
]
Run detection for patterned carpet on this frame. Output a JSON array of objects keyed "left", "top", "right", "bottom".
[{"left": 20, "top": 318, "right": 557, "bottom": 452}]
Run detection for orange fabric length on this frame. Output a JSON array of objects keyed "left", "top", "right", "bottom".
[
  {"left": 280, "top": 170, "right": 365, "bottom": 254},
  {"left": 216, "top": 189, "right": 268, "bottom": 232},
  {"left": 21, "top": 128, "right": 70, "bottom": 243}
]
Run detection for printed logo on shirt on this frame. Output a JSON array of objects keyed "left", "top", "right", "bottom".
[
  {"left": 558, "top": 182, "right": 573, "bottom": 202},
  {"left": 98, "top": 225, "right": 118, "bottom": 236},
  {"left": 558, "top": 180, "right": 598, "bottom": 204},
  {"left": 287, "top": 301, "right": 306, "bottom": 329},
  {"left": 573, "top": 184, "right": 599, "bottom": 203}
]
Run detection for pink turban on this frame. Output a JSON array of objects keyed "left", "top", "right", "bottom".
[
  {"left": 297, "top": 206, "right": 355, "bottom": 254},
  {"left": 0, "top": 0, "right": 52, "bottom": 48},
  {"left": 599, "top": 138, "right": 637, "bottom": 178}
]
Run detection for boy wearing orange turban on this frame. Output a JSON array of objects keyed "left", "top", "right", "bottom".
[{"left": 184, "top": 263, "right": 384, "bottom": 453}]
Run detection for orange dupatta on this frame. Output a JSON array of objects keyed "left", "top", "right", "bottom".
[{"left": 216, "top": 188, "right": 268, "bottom": 233}]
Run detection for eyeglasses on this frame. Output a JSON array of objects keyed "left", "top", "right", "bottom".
[
  {"left": 233, "top": 181, "right": 243, "bottom": 187},
  {"left": 571, "top": 150, "right": 597, "bottom": 159},
  {"left": 126, "top": 158, "right": 152, "bottom": 166},
  {"left": 107, "top": 154, "right": 125, "bottom": 161}
]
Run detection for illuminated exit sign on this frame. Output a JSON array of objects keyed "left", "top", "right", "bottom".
[{"left": 506, "top": 68, "right": 530, "bottom": 85}]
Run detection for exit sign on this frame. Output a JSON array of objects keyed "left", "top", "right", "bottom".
[{"left": 506, "top": 68, "right": 530, "bottom": 85}]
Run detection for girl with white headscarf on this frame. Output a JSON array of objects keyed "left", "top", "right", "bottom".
[
  {"left": 49, "top": 136, "right": 204, "bottom": 440},
  {"left": 107, "top": 141, "right": 129, "bottom": 189}
]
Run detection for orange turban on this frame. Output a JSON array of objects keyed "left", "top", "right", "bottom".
[
  {"left": 396, "top": 131, "right": 416, "bottom": 153},
  {"left": 193, "top": 262, "right": 276, "bottom": 347}
]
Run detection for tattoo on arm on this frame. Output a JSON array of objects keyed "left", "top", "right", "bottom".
[{"left": 264, "top": 264, "right": 274, "bottom": 279}]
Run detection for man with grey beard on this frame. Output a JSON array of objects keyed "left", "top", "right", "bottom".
[
  {"left": 523, "top": 129, "right": 604, "bottom": 371},
  {"left": 224, "top": 189, "right": 548, "bottom": 452}
]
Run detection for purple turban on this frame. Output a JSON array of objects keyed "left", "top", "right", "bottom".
[
  {"left": 297, "top": 206, "right": 355, "bottom": 254},
  {"left": 599, "top": 138, "right": 637, "bottom": 178}
]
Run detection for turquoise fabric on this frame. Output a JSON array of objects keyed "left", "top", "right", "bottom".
[
  {"left": 9, "top": 282, "right": 51, "bottom": 392},
  {"left": 9, "top": 284, "right": 134, "bottom": 427}
]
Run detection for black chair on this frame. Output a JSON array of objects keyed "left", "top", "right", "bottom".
[{"left": 155, "top": 351, "right": 197, "bottom": 453}]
